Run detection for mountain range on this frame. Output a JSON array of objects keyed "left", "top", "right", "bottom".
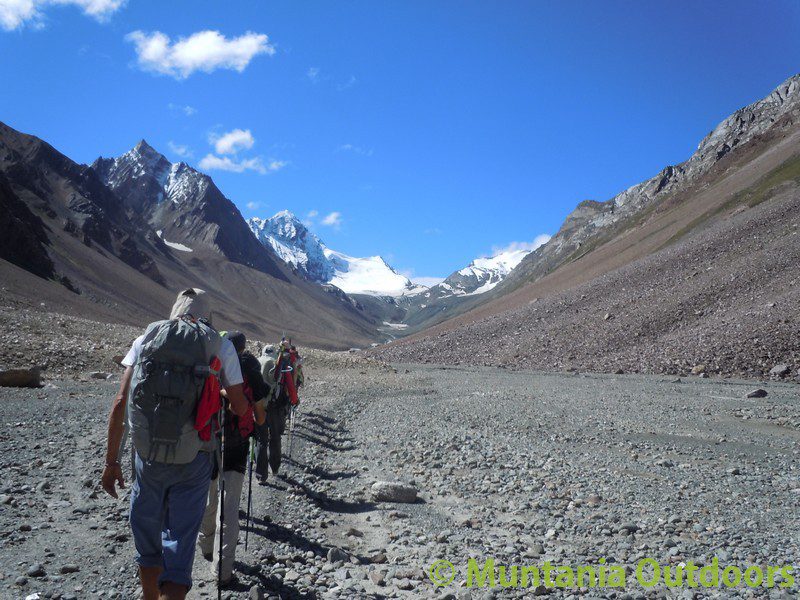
[
  {"left": 1, "top": 73, "right": 798, "bottom": 373},
  {"left": 0, "top": 124, "right": 376, "bottom": 348}
]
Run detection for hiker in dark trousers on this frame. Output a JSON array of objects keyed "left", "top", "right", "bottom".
[
  {"left": 102, "top": 289, "right": 249, "bottom": 600},
  {"left": 198, "top": 331, "right": 268, "bottom": 585},
  {"left": 254, "top": 341, "right": 303, "bottom": 482}
]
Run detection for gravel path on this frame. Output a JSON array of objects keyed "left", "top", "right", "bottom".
[{"left": 1, "top": 354, "right": 798, "bottom": 599}]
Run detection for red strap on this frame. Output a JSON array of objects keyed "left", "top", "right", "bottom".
[{"left": 194, "top": 357, "right": 222, "bottom": 441}]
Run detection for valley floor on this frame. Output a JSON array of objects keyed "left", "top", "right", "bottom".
[{"left": 1, "top": 354, "right": 798, "bottom": 599}]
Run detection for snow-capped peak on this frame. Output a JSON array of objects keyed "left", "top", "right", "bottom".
[
  {"left": 248, "top": 210, "right": 422, "bottom": 297},
  {"left": 95, "top": 142, "right": 209, "bottom": 206},
  {"left": 433, "top": 246, "right": 535, "bottom": 298}
]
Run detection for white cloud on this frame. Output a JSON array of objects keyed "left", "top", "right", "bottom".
[
  {"left": 167, "top": 141, "right": 192, "bottom": 158},
  {"left": 168, "top": 103, "right": 196, "bottom": 116},
  {"left": 266, "top": 159, "right": 287, "bottom": 172},
  {"left": 307, "top": 210, "right": 318, "bottom": 218},
  {"left": 412, "top": 276, "right": 445, "bottom": 287},
  {"left": 211, "top": 128, "right": 254, "bottom": 155},
  {"left": 198, "top": 154, "right": 286, "bottom": 175},
  {"left": 491, "top": 234, "right": 551, "bottom": 256},
  {"left": 1, "top": 0, "right": 124, "bottom": 30},
  {"left": 126, "top": 29, "right": 274, "bottom": 79},
  {"left": 337, "top": 143, "right": 373, "bottom": 157},
  {"left": 306, "top": 66, "right": 320, "bottom": 83},
  {"left": 246, "top": 201, "right": 261, "bottom": 210},
  {"left": 198, "top": 154, "right": 267, "bottom": 174},
  {"left": 321, "top": 211, "right": 342, "bottom": 228}
]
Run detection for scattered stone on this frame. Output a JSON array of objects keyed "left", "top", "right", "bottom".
[
  {"left": 690, "top": 364, "right": 706, "bottom": 375},
  {"left": 769, "top": 364, "right": 791, "bottom": 377},
  {"left": 59, "top": 564, "right": 80, "bottom": 574},
  {"left": 89, "top": 371, "right": 111, "bottom": 380},
  {"left": 249, "top": 585, "right": 265, "bottom": 600},
  {"left": 0, "top": 368, "right": 42, "bottom": 388},
  {"left": 26, "top": 564, "right": 45, "bottom": 578},
  {"left": 327, "top": 547, "right": 349, "bottom": 563},
  {"left": 746, "top": 389, "right": 768, "bottom": 398},
  {"left": 371, "top": 481, "right": 418, "bottom": 503}
]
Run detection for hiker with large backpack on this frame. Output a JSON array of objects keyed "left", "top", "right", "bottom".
[
  {"left": 253, "top": 339, "right": 303, "bottom": 482},
  {"left": 101, "top": 288, "right": 249, "bottom": 600},
  {"left": 197, "top": 331, "right": 268, "bottom": 586}
]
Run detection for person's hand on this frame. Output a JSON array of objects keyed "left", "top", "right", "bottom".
[{"left": 102, "top": 463, "right": 125, "bottom": 498}]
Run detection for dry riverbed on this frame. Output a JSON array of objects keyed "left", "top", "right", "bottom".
[{"left": 1, "top": 352, "right": 798, "bottom": 599}]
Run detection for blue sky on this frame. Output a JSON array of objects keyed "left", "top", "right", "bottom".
[{"left": 1, "top": 1, "right": 798, "bottom": 283}]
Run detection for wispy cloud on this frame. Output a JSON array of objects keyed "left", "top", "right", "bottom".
[
  {"left": 126, "top": 30, "right": 274, "bottom": 79},
  {"left": 491, "top": 234, "right": 551, "bottom": 256},
  {"left": 337, "top": 75, "right": 357, "bottom": 91},
  {"left": 321, "top": 211, "right": 342, "bottom": 228},
  {"left": 167, "top": 141, "right": 192, "bottom": 158},
  {"left": 306, "top": 66, "right": 320, "bottom": 83},
  {"left": 1, "top": 0, "right": 125, "bottom": 31},
  {"left": 337, "top": 143, "right": 373, "bottom": 157},
  {"left": 246, "top": 201, "right": 262, "bottom": 210},
  {"left": 199, "top": 154, "right": 268, "bottom": 174},
  {"left": 168, "top": 103, "right": 196, "bottom": 116},
  {"left": 211, "top": 128, "right": 254, "bottom": 155},
  {"left": 424, "top": 227, "right": 442, "bottom": 235}
]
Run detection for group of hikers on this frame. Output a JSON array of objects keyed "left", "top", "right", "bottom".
[{"left": 101, "top": 288, "right": 304, "bottom": 600}]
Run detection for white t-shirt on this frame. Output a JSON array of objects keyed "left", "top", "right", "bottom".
[{"left": 122, "top": 335, "right": 243, "bottom": 388}]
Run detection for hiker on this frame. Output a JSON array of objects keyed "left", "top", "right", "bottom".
[
  {"left": 101, "top": 288, "right": 249, "bottom": 600},
  {"left": 254, "top": 345, "right": 279, "bottom": 482},
  {"left": 254, "top": 340, "right": 303, "bottom": 482},
  {"left": 197, "top": 331, "right": 268, "bottom": 586}
]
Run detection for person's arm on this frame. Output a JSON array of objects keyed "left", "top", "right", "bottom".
[
  {"left": 225, "top": 383, "right": 248, "bottom": 416},
  {"left": 102, "top": 367, "right": 133, "bottom": 498}
]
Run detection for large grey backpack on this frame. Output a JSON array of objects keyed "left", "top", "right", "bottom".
[{"left": 128, "top": 317, "right": 222, "bottom": 464}]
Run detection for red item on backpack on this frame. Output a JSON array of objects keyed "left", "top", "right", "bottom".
[
  {"left": 236, "top": 376, "right": 255, "bottom": 438},
  {"left": 194, "top": 356, "right": 222, "bottom": 441}
]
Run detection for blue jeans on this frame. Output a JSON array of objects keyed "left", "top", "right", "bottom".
[{"left": 129, "top": 451, "right": 212, "bottom": 589}]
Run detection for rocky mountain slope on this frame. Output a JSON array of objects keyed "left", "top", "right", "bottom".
[
  {"left": 0, "top": 122, "right": 378, "bottom": 351},
  {"left": 502, "top": 73, "right": 800, "bottom": 293},
  {"left": 373, "top": 74, "right": 800, "bottom": 378},
  {"left": 93, "top": 141, "right": 284, "bottom": 277}
]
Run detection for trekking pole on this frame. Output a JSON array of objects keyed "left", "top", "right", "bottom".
[
  {"left": 288, "top": 405, "right": 297, "bottom": 458},
  {"left": 217, "top": 406, "right": 226, "bottom": 600},
  {"left": 245, "top": 437, "right": 254, "bottom": 551}
]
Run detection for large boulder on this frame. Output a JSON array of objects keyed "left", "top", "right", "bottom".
[
  {"left": 370, "top": 481, "right": 418, "bottom": 503},
  {"left": 0, "top": 368, "right": 42, "bottom": 388}
]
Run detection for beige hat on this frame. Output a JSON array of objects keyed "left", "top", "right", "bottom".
[{"left": 169, "top": 288, "right": 213, "bottom": 323}]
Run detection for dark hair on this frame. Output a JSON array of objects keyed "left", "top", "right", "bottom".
[{"left": 225, "top": 331, "right": 246, "bottom": 354}]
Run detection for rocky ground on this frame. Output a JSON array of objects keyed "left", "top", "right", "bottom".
[{"left": 1, "top": 347, "right": 799, "bottom": 599}]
